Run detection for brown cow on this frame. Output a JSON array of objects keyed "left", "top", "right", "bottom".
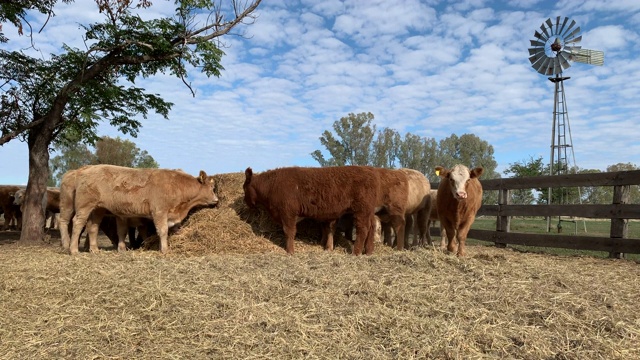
[
  {"left": 60, "top": 165, "right": 219, "bottom": 255},
  {"left": 243, "top": 166, "right": 408, "bottom": 255},
  {"left": 0, "top": 185, "right": 23, "bottom": 231},
  {"left": 12, "top": 187, "right": 60, "bottom": 229},
  {"left": 435, "top": 165, "right": 483, "bottom": 257},
  {"left": 380, "top": 168, "right": 431, "bottom": 248}
]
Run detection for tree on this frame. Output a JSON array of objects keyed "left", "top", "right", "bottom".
[
  {"left": 0, "top": 0, "right": 68, "bottom": 43},
  {"left": 49, "top": 135, "right": 159, "bottom": 185},
  {"left": 370, "top": 127, "right": 399, "bottom": 168},
  {"left": 94, "top": 136, "right": 158, "bottom": 168},
  {"left": 0, "top": 0, "right": 262, "bottom": 243},
  {"left": 503, "top": 156, "right": 546, "bottom": 205},
  {"left": 311, "top": 112, "right": 376, "bottom": 166}
]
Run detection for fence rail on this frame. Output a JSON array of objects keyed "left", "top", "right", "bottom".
[{"left": 433, "top": 170, "right": 640, "bottom": 258}]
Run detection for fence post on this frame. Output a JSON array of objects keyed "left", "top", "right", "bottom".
[
  {"left": 495, "top": 188, "right": 510, "bottom": 248},
  {"left": 609, "top": 184, "right": 630, "bottom": 259}
]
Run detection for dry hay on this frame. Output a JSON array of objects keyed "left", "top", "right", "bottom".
[
  {"left": 0, "top": 243, "right": 638, "bottom": 359},
  {"left": 148, "top": 171, "right": 393, "bottom": 256},
  {"left": 2, "top": 172, "right": 639, "bottom": 358}
]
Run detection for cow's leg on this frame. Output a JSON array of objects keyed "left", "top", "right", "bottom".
[
  {"left": 364, "top": 215, "right": 377, "bottom": 255},
  {"left": 389, "top": 213, "right": 406, "bottom": 251},
  {"left": 440, "top": 219, "right": 457, "bottom": 254},
  {"left": 352, "top": 213, "right": 372, "bottom": 256},
  {"left": 59, "top": 210, "right": 74, "bottom": 250},
  {"left": 439, "top": 226, "right": 448, "bottom": 249},
  {"left": 382, "top": 222, "right": 393, "bottom": 247},
  {"left": 322, "top": 220, "right": 336, "bottom": 251},
  {"left": 415, "top": 209, "right": 428, "bottom": 247},
  {"left": 152, "top": 213, "right": 170, "bottom": 254},
  {"left": 404, "top": 213, "right": 414, "bottom": 248},
  {"left": 455, "top": 220, "right": 474, "bottom": 257},
  {"left": 279, "top": 214, "right": 297, "bottom": 254},
  {"left": 115, "top": 217, "right": 129, "bottom": 252},
  {"left": 87, "top": 210, "right": 106, "bottom": 253},
  {"left": 70, "top": 209, "right": 92, "bottom": 255}
]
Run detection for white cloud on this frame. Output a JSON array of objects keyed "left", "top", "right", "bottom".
[{"left": 1, "top": 0, "right": 639, "bottom": 185}]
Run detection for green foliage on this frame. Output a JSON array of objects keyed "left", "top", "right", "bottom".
[
  {"left": 503, "top": 156, "right": 546, "bottom": 205},
  {"left": 311, "top": 112, "right": 376, "bottom": 167}
]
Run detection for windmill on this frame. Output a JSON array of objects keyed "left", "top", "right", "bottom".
[{"left": 528, "top": 16, "right": 604, "bottom": 233}]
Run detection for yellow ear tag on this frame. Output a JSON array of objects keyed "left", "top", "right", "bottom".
[{"left": 435, "top": 169, "right": 440, "bottom": 176}]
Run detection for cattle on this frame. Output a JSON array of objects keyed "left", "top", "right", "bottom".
[
  {"left": 435, "top": 165, "right": 483, "bottom": 257},
  {"left": 380, "top": 168, "right": 431, "bottom": 248},
  {"left": 243, "top": 166, "right": 408, "bottom": 255},
  {"left": 11, "top": 187, "right": 60, "bottom": 229},
  {"left": 59, "top": 165, "right": 219, "bottom": 255},
  {"left": 0, "top": 185, "right": 23, "bottom": 231}
]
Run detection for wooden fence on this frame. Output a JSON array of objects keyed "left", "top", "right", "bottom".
[{"left": 434, "top": 170, "right": 640, "bottom": 258}]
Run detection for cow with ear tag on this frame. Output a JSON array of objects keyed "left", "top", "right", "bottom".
[{"left": 435, "top": 164, "right": 483, "bottom": 257}]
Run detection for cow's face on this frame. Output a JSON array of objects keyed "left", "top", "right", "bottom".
[
  {"left": 243, "top": 167, "right": 257, "bottom": 208},
  {"left": 437, "top": 165, "right": 483, "bottom": 200},
  {"left": 198, "top": 171, "right": 219, "bottom": 207},
  {"left": 11, "top": 190, "right": 25, "bottom": 206}
]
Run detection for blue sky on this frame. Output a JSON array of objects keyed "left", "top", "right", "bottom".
[{"left": 1, "top": 0, "right": 639, "bottom": 184}]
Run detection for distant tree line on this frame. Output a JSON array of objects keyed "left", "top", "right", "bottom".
[
  {"left": 311, "top": 112, "right": 499, "bottom": 184},
  {"left": 504, "top": 156, "right": 639, "bottom": 205}
]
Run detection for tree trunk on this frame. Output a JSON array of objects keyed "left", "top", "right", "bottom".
[{"left": 19, "top": 125, "right": 53, "bottom": 244}]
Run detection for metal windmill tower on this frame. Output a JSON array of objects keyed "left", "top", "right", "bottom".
[{"left": 528, "top": 16, "right": 604, "bottom": 232}]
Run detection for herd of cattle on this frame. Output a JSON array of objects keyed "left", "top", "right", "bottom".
[{"left": 0, "top": 163, "right": 484, "bottom": 256}]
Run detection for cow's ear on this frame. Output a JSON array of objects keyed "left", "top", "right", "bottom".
[
  {"left": 435, "top": 166, "right": 447, "bottom": 178},
  {"left": 470, "top": 167, "right": 484, "bottom": 179},
  {"left": 8, "top": 192, "right": 14, "bottom": 197},
  {"left": 198, "top": 170, "right": 207, "bottom": 184},
  {"left": 245, "top": 167, "right": 253, "bottom": 179}
]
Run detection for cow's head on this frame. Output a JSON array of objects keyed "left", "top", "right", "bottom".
[
  {"left": 436, "top": 165, "right": 483, "bottom": 200},
  {"left": 243, "top": 167, "right": 257, "bottom": 208},
  {"left": 198, "top": 170, "right": 219, "bottom": 207},
  {"left": 11, "top": 189, "right": 25, "bottom": 206}
]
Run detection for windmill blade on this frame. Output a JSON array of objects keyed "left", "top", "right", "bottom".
[
  {"left": 563, "top": 45, "right": 582, "bottom": 53},
  {"left": 544, "top": 58, "right": 556, "bottom": 75},
  {"left": 540, "top": 22, "right": 551, "bottom": 38},
  {"left": 565, "top": 35, "right": 582, "bottom": 44},
  {"left": 531, "top": 56, "right": 549, "bottom": 74},
  {"left": 561, "top": 19, "right": 577, "bottom": 37},
  {"left": 528, "top": 47, "right": 544, "bottom": 56},
  {"left": 564, "top": 26, "right": 581, "bottom": 42},
  {"left": 551, "top": 57, "right": 562, "bottom": 75},
  {"left": 534, "top": 30, "right": 547, "bottom": 41},
  {"left": 530, "top": 52, "right": 547, "bottom": 68},
  {"left": 553, "top": 16, "right": 562, "bottom": 35},
  {"left": 539, "top": 57, "right": 553, "bottom": 75},
  {"left": 558, "top": 16, "right": 570, "bottom": 36},
  {"left": 529, "top": 50, "right": 546, "bottom": 64},
  {"left": 530, "top": 39, "right": 546, "bottom": 47},
  {"left": 557, "top": 52, "right": 571, "bottom": 70},
  {"left": 546, "top": 18, "right": 554, "bottom": 34},
  {"left": 572, "top": 49, "right": 605, "bottom": 66}
]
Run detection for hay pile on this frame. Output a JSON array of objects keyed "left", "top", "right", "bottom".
[
  {"left": 158, "top": 172, "right": 390, "bottom": 255},
  {"left": 0, "top": 244, "right": 638, "bottom": 359}
]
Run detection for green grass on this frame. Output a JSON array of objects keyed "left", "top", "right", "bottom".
[{"left": 467, "top": 217, "right": 640, "bottom": 260}]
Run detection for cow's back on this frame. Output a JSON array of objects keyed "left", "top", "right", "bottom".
[
  {"left": 399, "top": 168, "right": 430, "bottom": 213},
  {"left": 74, "top": 165, "right": 210, "bottom": 218},
  {"left": 251, "top": 166, "right": 379, "bottom": 220}
]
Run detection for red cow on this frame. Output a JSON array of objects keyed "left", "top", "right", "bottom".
[
  {"left": 243, "top": 166, "right": 408, "bottom": 255},
  {"left": 435, "top": 165, "right": 483, "bottom": 257},
  {"left": 0, "top": 185, "right": 23, "bottom": 231}
]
